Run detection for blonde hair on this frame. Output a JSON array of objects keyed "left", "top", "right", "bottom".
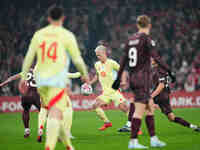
[
  {"left": 95, "top": 45, "right": 107, "bottom": 52},
  {"left": 137, "top": 15, "right": 151, "bottom": 28}
]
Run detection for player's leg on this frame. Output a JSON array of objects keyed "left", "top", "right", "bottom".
[
  {"left": 37, "top": 106, "right": 48, "bottom": 142},
  {"left": 21, "top": 96, "right": 32, "bottom": 138},
  {"left": 129, "top": 102, "right": 148, "bottom": 149},
  {"left": 93, "top": 95, "right": 112, "bottom": 131},
  {"left": 38, "top": 87, "right": 66, "bottom": 150},
  {"left": 59, "top": 106, "right": 74, "bottom": 150},
  {"left": 118, "top": 101, "right": 134, "bottom": 132},
  {"left": 146, "top": 100, "right": 166, "bottom": 148}
]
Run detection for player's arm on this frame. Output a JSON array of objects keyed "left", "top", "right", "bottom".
[
  {"left": 151, "top": 71, "right": 168, "bottom": 98},
  {"left": 65, "top": 33, "right": 88, "bottom": 82},
  {"left": 151, "top": 83, "right": 165, "bottom": 98},
  {"left": 21, "top": 33, "right": 38, "bottom": 80},
  {"left": 0, "top": 73, "right": 21, "bottom": 87},
  {"left": 112, "top": 43, "right": 129, "bottom": 89},
  {"left": 111, "top": 60, "right": 120, "bottom": 71},
  {"left": 67, "top": 72, "right": 81, "bottom": 79}
]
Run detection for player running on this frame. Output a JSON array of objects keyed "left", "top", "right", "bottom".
[
  {"left": 19, "top": 5, "right": 88, "bottom": 150},
  {"left": 112, "top": 15, "right": 174, "bottom": 149},
  {"left": 89, "top": 44, "right": 128, "bottom": 131},
  {"left": 0, "top": 69, "right": 40, "bottom": 138},
  {"left": 151, "top": 58, "right": 200, "bottom": 132}
]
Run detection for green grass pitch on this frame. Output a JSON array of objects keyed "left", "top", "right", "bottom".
[{"left": 0, "top": 108, "right": 200, "bottom": 150}]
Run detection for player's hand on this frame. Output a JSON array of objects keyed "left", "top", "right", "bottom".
[
  {"left": 0, "top": 83, "right": 4, "bottom": 87},
  {"left": 112, "top": 78, "right": 120, "bottom": 90},
  {"left": 168, "top": 71, "right": 176, "bottom": 83},
  {"left": 81, "top": 76, "right": 90, "bottom": 84},
  {"left": 18, "top": 79, "right": 28, "bottom": 95}
]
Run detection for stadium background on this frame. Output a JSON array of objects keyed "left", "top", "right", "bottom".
[{"left": 0, "top": 0, "right": 200, "bottom": 150}]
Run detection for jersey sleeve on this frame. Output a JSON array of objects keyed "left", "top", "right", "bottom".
[
  {"left": 146, "top": 36, "right": 170, "bottom": 73},
  {"left": 67, "top": 72, "right": 81, "bottom": 79},
  {"left": 111, "top": 60, "right": 120, "bottom": 71},
  {"left": 65, "top": 32, "right": 88, "bottom": 77},
  {"left": 21, "top": 33, "right": 38, "bottom": 80}
]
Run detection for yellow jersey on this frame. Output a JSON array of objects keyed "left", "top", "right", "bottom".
[
  {"left": 21, "top": 24, "right": 87, "bottom": 87},
  {"left": 95, "top": 59, "right": 119, "bottom": 91}
]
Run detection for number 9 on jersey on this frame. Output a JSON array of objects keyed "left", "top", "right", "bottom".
[{"left": 128, "top": 47, "right": 137, "bottom": 67}]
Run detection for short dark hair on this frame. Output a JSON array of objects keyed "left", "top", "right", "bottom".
[
  {"left": 137, "top": 15, "right": 151, "bottom": 28},
  {"left": 48, "top": 5, "right": 64, "bottom": 21}
]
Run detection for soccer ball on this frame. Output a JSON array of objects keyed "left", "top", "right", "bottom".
[{"left": 81, "top": 83, "right": 93, "bottom": 95}]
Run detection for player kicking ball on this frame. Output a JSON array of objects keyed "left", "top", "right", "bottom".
[
  {"left": 151, "top": 58, "right": 200, "bottom": 132},
  {"left": 89, "top": 44, "right": 129, "bottom": 131}
]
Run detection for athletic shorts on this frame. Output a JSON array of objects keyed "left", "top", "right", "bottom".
[
  {"left": 21, "top": 88, "right": 40, "bottom": 111},
  {"left": 154, "top": 91, "right": 172, "bottom": 115},
  {"left": 129, "top": 70, "right": 151, "bottom": 104},
  {"left": 97, "top": 88, "right": 125, "bottom": 106}
]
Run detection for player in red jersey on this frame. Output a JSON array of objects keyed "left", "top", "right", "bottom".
[
  {"left": 0, "top": 69, "right": 41, "bottom": 138},
  {"left": 112, "top": 15, "right": 174, "bottom": 149},
  {"left": 151, "top": 58, "right": 200, "bottom": 132}
]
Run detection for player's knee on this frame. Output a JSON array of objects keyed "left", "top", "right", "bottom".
[{"left": 167, "top": 113, "right": 175, "bottom": 121}]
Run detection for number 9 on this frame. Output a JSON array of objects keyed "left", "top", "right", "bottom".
[{"left": 128, "top": 47, "right": 137, "bottom": 67}]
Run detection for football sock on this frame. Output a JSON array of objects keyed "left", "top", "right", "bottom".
[
  {"left": 131, "top": 118, "right": 141, "bottom": 139},
  {"left": 95, "top": 107, "right": 110, "bottom": 123},
  {"left": 38, "top": 107, "right": 48, "bottom": 135},
  {"left": 22, "top": 110, "right": 30, "bottom": 128},
  {"left": 45, "top": 118, "right": 60, "bottom": 150},
  {"left": 145, "top": 115, "right": 155, "bottom": 137},
  {"left": 190, "top": 124, "right": 198, "bottom": 129},
  {"left": 126, "top": 121, "right": 131, "bottom": 127},
  {"left": 174, "top": 117, "right": 190, "bottom": 127},
  {"left": 128, "top": 103, "right": 135, "bottom": 122}
]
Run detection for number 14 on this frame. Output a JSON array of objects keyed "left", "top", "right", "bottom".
[{"left": 39, "top": 41, "right": 58, "bottom": 63}]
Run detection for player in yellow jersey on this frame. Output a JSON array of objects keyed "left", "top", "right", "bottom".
[
  {"left": 89, "top": 44, "right": 128, "bottom": 131},
  {"left": 38, "top": 72, "right": 81, "bottom": 142},
  {"left": 19, "top": 5, "right": 88, "bottom": 150}
]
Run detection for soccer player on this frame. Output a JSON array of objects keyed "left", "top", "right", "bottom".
[
  {"left": 38, "top": 72, "right": 81, "bottom": 142},
  {"left": 151, "top": 58, "right": 200, "bottom": 132},
  {"left": 0, "top": 69, "right": 41, "bottom": 138},
  {"left": 112, "top": 15, "right": 173, "bottom": 149},
  {"left": 19, "top": 5, "right": 88, "bottom": 150},
  {"left": 89, "top": 44, "right": 128, "bottom": 131}
]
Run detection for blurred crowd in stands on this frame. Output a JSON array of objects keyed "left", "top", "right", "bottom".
[{"left": 0, "top": 0, "right": 200, "bottom": 96}]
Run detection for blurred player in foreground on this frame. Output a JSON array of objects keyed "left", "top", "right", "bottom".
[
  {"left": 38, "top": 72, "right": 81, "bottom": 142},
  {"left": 0, "top": 69, "right": 40, "bottom": 138},
  {"left": 112, "top": 15, "right": 174, "bottom": 149},
  {"left": 151, "top": 57, "right": 200, "bottom": 132},
  {"left": 89, "top": 44, "right": 128, "bottom": 131},
  {"left": 19, "top": 5, "right": 88, "bottom": 150}
]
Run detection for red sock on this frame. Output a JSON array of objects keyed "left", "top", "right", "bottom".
[
  {"left": 145, "top": 115, "right": 155, "bottom": 137},
  {"left": 174, "top": 117, "right": 190, "bottom": 127},
  {"left": 131, "top": 118, "right": 141, "bottom": 139},
  {"left": 128, "top": 103, "right": 135, "bottom": 122}
]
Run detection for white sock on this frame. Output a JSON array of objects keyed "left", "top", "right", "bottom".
[
  {"left": 25, "top": 128, "right": 30, "bottom": 132},
  {"left": 150, "top": 136, "right": 158, "bottom": 141},
  {"left": 130, "top": 138, "right": 138, "bottom": 144},
  {"left": 190, "top": 124, "right": 197, "bottom": 129},
  {"left": 126, "top": 121, "right": 131, "bottom": 127}
]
